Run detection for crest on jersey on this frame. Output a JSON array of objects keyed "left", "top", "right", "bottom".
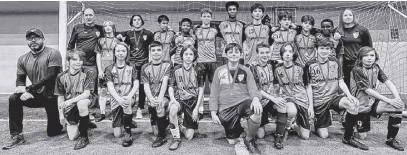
[
  {"left": 143, "top": 35, "right": 147, "bottom": 41},
  {"left": 96, "top": 31, "right": 100, "bottom": 37},
  {"left": 238, "top": 74, "right": 245, "bottom": 82},
  {"left": 353, "top": 32, "right": 359, "bottom": 39}
]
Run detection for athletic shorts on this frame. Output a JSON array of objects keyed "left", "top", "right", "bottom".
[
  {"left": 198, "top": 62, "right": 218, "bottom": 83},
  {"left": 314, "top": 95, "right": 343, "bottom": 129},
  {"left": 295, "top": 104, "right": 311, "bottom": 130},
  {"left": 179, "top": 98, "right": 199, "bottom": 129},
  {"left": 260, "top": 100, "right": 278, "bottom": 127},
  {"left": 63, "top": 99, "right": 91, "bottom": 125},
  {"left": 218, "top": 99, "right": 254, "bottom": 139},
  {"left": 148, "top": 96, "right": 170, "bottom": 126},
  {"left": 355, "top": 99, "right": 381, "bottom": 133}
]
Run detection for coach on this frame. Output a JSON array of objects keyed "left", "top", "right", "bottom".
[{"left": 3, "top": 28, "right": 64, "bottom": 150}]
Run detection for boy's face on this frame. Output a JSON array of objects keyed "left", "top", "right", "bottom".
[
  {"left": 150, "top": 46, "right": 163, "bottom": 61},
  {"left": 302, "top": 21, "right": 313, "bottom": 32},
  {"left": 104, "top": 24, "right": 113, "bottom": 33},
  {"left": 343, "top": 10, "right": 354, "bottom": 24},
  {"left": 69, "top": 54, "right": 84, "bottom": 70},
  {"left": 201, "top": 12, "right": 212, "bottom": 25},
  {"left": 258, "top": 47, "right": 270, "bottom": 63},
  {"left": 252, "top": 8, "right": 263, "bottom": 20},
  {"left": 316, "top": 46, "right": 331, "bottom": 58},
  {"left": 321, "top": 21, "right": 333, "bottom": 36},
  {"left": 279, "top": 17, "right": 292, "bottom": 29},
  {"left": 182, "top": 48, "right": 195, "bottom": 64},
  {"left": 282, "top": 45, "right": 294, "bottom": 62},
  {"left": 159, "top": 20, "right": 169, "bottom": 31},
  {"left": 115, "top": 45, "right": 128, "bottom": 61},
  {"left": 226, "top": 47, "right": 242, "bottom": 63},
  {"left": 132, "top": 16, "right": 143, "bottom": 28},
  {"left": 362, "top": 50, "right": 376, "bottom": 67},
  {"left": 181, "top": 21, "right": 191, "bottom": 34},
  {"left": 228, "top": 6, "right": 238, "bottom": 18}
]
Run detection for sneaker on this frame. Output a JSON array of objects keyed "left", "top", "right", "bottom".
[
  {"left": 89, "top": 121, "right": 97, "bottom": 129},
  {"left": 74, "top": 136, "right": 89, "bottom": 150},
  {"left": 243, "top": 138, "right": 261, "bottom": 155},
  {"left": 386, "top": 138, "right": 404, "bottom": 151},
  {"left": 2, "top": 134, "right": 25, "bottom": 150},
  {"left": 274, "top": 134, "right": 284, "bottom": 150},
  {"left": 122, "top": 133, "right": 133, "bottom": 147},
  {"left": 136, "top": 108, "right": 143, "bottom": 119},
  {"left": 168, "top": 138, "right": 181, "bottom": 150},
  {"left": 95, "top": 114, "right": 105, "bottom": 122},
  {"left": 152, "top": 136, "right": 167, "bottom": 148},
  {"left": 342, "top": 137, "right": 369, "bottom": 150}
]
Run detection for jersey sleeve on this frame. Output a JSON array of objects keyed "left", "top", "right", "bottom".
[
  {"left": 54, "top": 74, "right": 65, "bottom": 96},
  {"left": 48, "top": 50, "right": 63, "bottom": 67},
  {"left": 131, "top": 66, "right": 139, "bottom": 82},
  {"left": 335, "top": 59, "right": 344, "bottom": 79},
  {"left": 303, "top": 63, "right": 312, "bottom": 86},
  {"left": 164, "top": 63, "right": 173, "bottom": 77},
  {"left": 336, "top": 39, "right": 344, "bottom": 55},
  {"left": 351, "top": 67, "right": 370, "bottom": 91},
  {"left": 67, "top": 25, "right": 78, "bottom": 50},
  {"left": 16, "top": 56, "right": 26, "bottom": 75},
  {"left": 104, "top": 66, "right": 114, "bottom": 82},
  {"left": 250, "top": 65, "right": 262, "bottom": 90},
  {"left": 377, "top": 65, "right": 388, "bottom": 83},
  {"left": 245, "top": 67, "right": 262, "bottom": 100},
  {"left": 140, "top": 64, "right": 149, "bottom": 84},
  {"left": 168, "top": 68, "right": 176, "bottom": 88},
  {"left": 84, "top": 70, "right": 95, "bottom": 91},
  {"left": 95, "top": 38, "right": 103, "bottom": 54},
  {"left": 197, "top": 66, "right": 206, "bottom": 87}
]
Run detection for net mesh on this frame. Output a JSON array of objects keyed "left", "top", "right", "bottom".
[{"left": 67, "top": 1, "right": 407, "bottom": 95}]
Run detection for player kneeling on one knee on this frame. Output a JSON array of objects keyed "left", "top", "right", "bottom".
[{"left": 210, "top": 43, "right": 263, "bottom": 155}]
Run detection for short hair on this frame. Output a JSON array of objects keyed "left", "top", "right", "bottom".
[
  {"left": 113, "top": 42, "right": 131, "bottom": 63},
  {"left": 180, "top": 18, "right": 192, "bottom": 26},
  {"left": 278, "top": 11, "right": 293, "bottom": 21},
  {"left": 315, "top": 38, "right": 334, "bottom": 49},
  {"left": 67, "top": 49, "right": 86, "bottom": 62},
  {"left": 356, "top": 46, "right": 379, "bottom": 66},
  {"left": 256, "top": 43, "right": 270, "bottom": 53},
  {"left": 180, "top": 44, "right": 198, "bottom": 62},
  {"left": 250, "top": 3, "right": 264, "bottom": 13},
  {"left": 321, "top": 19, "right": 334, "bottom": 27},
  {"left": 225, "top": 1, "right": 239, "bottom": 11},
  {"left": 279, "top": 42, "right": 298, "bottom": 62},
  {"left": 129, "top": 14, "right": 145, "bottom": 27},
  {"left": 149, "top": 41, "right": 163, "bottom": 50},
  {"left": 83, "top": 8, "right": 95, "bottom": 14},
  {"left": 157, "top": 15, "right": 169, "bottom": 23},
  {"left": 224, "top": 42, "right": 243, "bottom": 54},
  {"left": 200, "top": 8, "right": 213, "bottom": 16},
  {"left": 301, "top": 15, "right": 315, "bottom": 26}
]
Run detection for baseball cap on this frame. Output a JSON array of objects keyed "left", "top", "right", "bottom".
[{"left": 26, "top": 28, "right": 44, "bottom": 38}]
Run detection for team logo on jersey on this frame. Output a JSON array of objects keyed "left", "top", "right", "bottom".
[
  {"left": 143, "top": 35, "right": 147, "bottom": 41},
  {"left": 96, "top": 31, "right": 100, "bottom": 37},
  {"left": 353, "top": 32, "right": 359, "bottom": 39},
  {"left": 238, "top": 74, "right": 245, "bottom": 82}
]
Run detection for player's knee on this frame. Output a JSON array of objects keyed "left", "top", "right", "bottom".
[
  {"left": 286, "top": 103, "right": 297, "bottom": 118},
  {"left": 257, "top": 127, "right": 266, "bottom": 139},
  {"left": 185, "top": 131, "right": 194, "bottom": 140},
  {"left": 77, "top": 100, "right": 89, "bottom": 114},
  {"left": 318, "top": 131, "right": 329, "bottom": 139},
  {"left": 356, "top": 132, "right": 367, "bottom": 140},
  {"left": 300, "top": 132, "right": 310, "bottom": 140},
  {"left": 227, "top": 138, "right": 238, "bottom": 145},
  {"left": 9, "top": 93, "right": 21, "bottom": 104},
  {"left": 113, "top": 127, "right": 122, "bottom": 138}
]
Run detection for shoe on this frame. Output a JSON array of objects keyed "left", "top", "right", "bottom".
[
  {"left": 152, "top": 136, "right": 167, "bottom": 148},
  {"left": 274, "top": 134, "right": 284, "bottom": 150},
  {"left": 95, "top": 114, "right": 105, "bottom": 122},
  {"left": 74, "top": 136, "right": 89, "bottom": 150},
  {"left": 122, "top": 133, "right": 133, "bottom": 147},
  {"left": 136, "top": 109, "right": 143, "bottom": 119},
  {"left": 342, "top": 137, "right": 369, "bottom": 150},
  {"left": 243, "top": 138, "right": 261, "bottom": 155},
  {"left": 89, "top": 121, "right": 97, "bottom": 129},
  {"left": 2, "top": 134, "right": 25, "bottom": 150},
  {"left": 386, "top": 138, "right": 404, "bottom": 151},
  {"left": 168, "top": 138, "right": 181, "bottom": 150}
]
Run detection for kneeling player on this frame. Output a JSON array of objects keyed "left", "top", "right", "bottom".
[
  {"left": 55, "top": 49, "right": 96, "bottom": 150},
  {"left": 105, "top": 42, "right": 139, "bottom": 147},
  {"left": 350, "top": 46, "right": 405, "bottom": 151},
  {"left": 168, "top": 45, "right": 205, "bottom": 150},
  {"left": 210, "top": 43, "right": 263, "bottom": 154},
  {"left": 141, "top": 41, "right": 173, "bottom": 147},
  {"left": 304, "top": 38, "right": 367, "bottom": 150}
]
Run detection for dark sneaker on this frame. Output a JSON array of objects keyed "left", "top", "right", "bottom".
[
  {"left": 386, "top": 138, "right": 404, "bottom": 151},
  {"left": 2, "top": 134, "right": 25, "bottom": 150},
  {"left": 122, "top": 133, "right": 133, "bottom": 147},
  {"left": 152, "top": 136, "right": 167, "bottom": 148},
  {"left": 74, "top": 136, "right": 89, "bottom": 150},
  {"left": 95, "top": 114, "right": 105, "bottom": 122},
  {"left": 243, "top": 138, "right": 261, "bottom": 155},
  {"left": 342, "top": 137, "right": 369, "bottom": 150},
  {"left": 169, "top": 138, "right": 181, "bottom": 150},
  {"left": 198, "top": 113, "right": 204, "bottom": 120},
  {"left": 89, "top": 121, "right": 97, "bottom": 129},
  {"left": 274, "top": 134, "right": 284, "bottom": 150}
]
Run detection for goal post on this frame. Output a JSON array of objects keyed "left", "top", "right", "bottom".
[{"left": 59, "top": 1, "right": 67, "bottom": 70}]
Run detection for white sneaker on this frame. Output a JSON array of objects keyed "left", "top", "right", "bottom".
[{"left": 135, "top": 108, "right": 143, "bottom": 119}]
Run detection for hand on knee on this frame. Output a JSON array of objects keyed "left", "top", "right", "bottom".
[
  {"left": 77, "top": 100, "right": 90, "bottom": 116},
  {"left": 250, "top": 114, "right": 262, "bottom": 123}
]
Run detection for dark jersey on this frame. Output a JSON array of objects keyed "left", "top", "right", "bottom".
[
  {"left": 95, "top": 37, "right": 121, "bottom": 71},
  {"left": 68, "top": 24, "right": 104, "bottom": 66},
  {"left": 169, "top": 64, "right": 205, "bottom": 101},
  {"left": 140, "top": 61, "right": 172, "bottom": 97},
  {"left": 219, "top": 20, "right": 245, "bottom": 57},
  {"left": 250, "top": 62, "right": 276, "bottom": 105},
  {"left": 340, "top": 24, "right": 372, "bottom": 61},
  {"left": 55, "top": 68, "right": 95, "bottom": 100},
  {"left": 154, "top": 30, "right": 176, "bottom": 62},
  {"left": 270, "top": 29, "right": 297, "bottom": 61},
  {"left": 295, "top": 33, "right": 317, "bottom": 66},
  {"left": 172, "top": 34, "right": 197, "bottom": 65},
  {"left": 119, "top": 28, "right": 154, "bottom": 66},
  {"left": 195, "top": 25, "right": 218, "bottom": 63},
  {"left": 243, "top": 23, "right": 272, "bottom": 64},
  {"left": 105, "top": 64, "right": 138, "bottom": 109}
]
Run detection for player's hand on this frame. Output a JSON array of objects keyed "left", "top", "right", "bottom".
[
  {"left": 169, "top": 99, "right": 180, "bottom": 108},
  {"left": 334, "top": 32, "right": 341, "bottom": 40},
  {"left": 116, "top": 34, "right": 126, "bottom": 41},
  {"left": 59, "top": 117, "right": 66, "bottom": 127},
  {"left": 346, "top": 95, "right": 359, "bottom": 106},
  {"left": 211, "top": 112, "right": 221, "bottom": 125},
  {"left": 272, "top": 97, "right": 287, "bottom": 110},
  {"left": 117, "top": 97, "right": 126, "bottom": 107},
  {"left": 276, "top": 59, "right": 284, "bottom": 64},
  {"left": 387, "top": 98, "right": 404, "bottom": 109},
  {"left": 98, "top": 72, "right": 104, "bottom": 79},
  {"left": 15, "top": 86, "right": 27, "bottom": 94},
  {"left": 290, "top": 23, "right": 297, "bottom": 29},
  {"left": 20, "top": 92, "right": 34, "bottom": 101},
  {"left": 192, "top": 108, "right": 199, "bottom": 122},
  {"left": 122, "top": 96, "right": 132, "bottom": 108},
  {"left": 150, "top": 97, "right": 159, "bottom": 107},
  {"left": 308, "top": 106, "right": 315, "bottom": 119},
  {"left": 271, "top": 26, "right": 279, "bottom": 32},
  {"left": 251, "top": 99, "right": 263, "bottom": 115},
  {"left": 59, "top": 100, "right": 72, "bottom": 110}
]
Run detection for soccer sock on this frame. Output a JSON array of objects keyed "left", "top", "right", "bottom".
[
  {"left": 79, "top": 115, "right": 89, "bottom": 138},
  {"left": 157, "top": 116, "right": 169, "bottom": 137},
  {"left": 123, "top": 113, "right": 133, "bottom": 134},
  {"left": 276, "top": 112, "right": 288, "bottom": 136},
  {"left": 286, "top": 114, "right": 295, "bottom": 129},
  {"left": 246, "top": 118, "right": 261, "bottom": 141},
  {"left": 387, "top": 112, "right": 402, "bottom": 140},
  {"left": 169, "top": 123, "right": 180, "bottom": 139},
  {"left": 344, "top": 113, "right": 358, "bottom": 140},
  {"left": 99, "top": 97, "right": 106, "bottom": 115}
]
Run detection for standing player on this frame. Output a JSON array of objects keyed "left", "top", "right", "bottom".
[
  {"left": 270, "top": 11, "right": 297, "bottom": 66},
  {"left": 154, "top": 15, "right": 176, "bottom": 62},
  {"left": 140, "top": 41, "right": 173, "bottom": 147},
  {"left": 167, "top": 45, "right": 205, "bottom": 150},
  {"left": 295, "top": 15, "right": 317, "bottom": 66},
  {"left": 210, "top": 43, "right": 263, "bottom": 154},
  {"left": 55, "top": 49, "right": 96, "bottom": 150},
  {"left": 3, "top": 28, "right": 64, "bottom": 150},
  {"left": 170, "top": 18, "right": 196, "bottom": 66},
  {"left": 319, "top": 19, "right": 344, "bottom": 63},
  {"left": 304, "top": 38, "right": 367, "bottom": 150},
  {"left": 105, "top": 42, "right": 139, "bottom": 147},
  {"left": 350, "top": 46, "right": 405, "bottom": 151}
]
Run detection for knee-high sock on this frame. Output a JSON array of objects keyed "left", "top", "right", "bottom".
[
  {"left": 123, "top": 113, "right": 133, "bottom": 134},
  {"left": 79, "top": 115, "right": 89, "bottom": 137},
  {"left": 246, "top": 118, "right": 261, "bottom": 141},
  {"left": 276, "top": 113, "right": 288, "bottom": 136},
  {"left": 387, "top": 112, "right": 402, "bottom": 139},
  {"left": 157, "top": 116, "right": 169, "bottom": 137},
  {"left": 344, "top": 113, "right": 358, "bottom": 140}
]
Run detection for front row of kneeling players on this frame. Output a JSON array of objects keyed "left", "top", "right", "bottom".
[{"left": 58, "top": 39, "right": 405, "bottom": 153}]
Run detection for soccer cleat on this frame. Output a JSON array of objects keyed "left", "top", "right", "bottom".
[
  {"left": 136, "top": 108, "right": 143, "bottom": 119},
  {"left": 168, "top": 138, "right": 181, "bottom": 150},
  {"left": 74, "top": 136, "right": 89, "bottom": 150},
  {"left": 88, "top": 121, "right": 97, "bottom": 129},
  {"left": 274, "top": 134, "right": 284, "bottom": 150},
  {"left": 94, "top": 114, "right": 105, "bottom": 122},
  {"left": 122, "top": 133, "right": 133, "bottom": 147},
  {"left": 152, "top": 136, "right": 167, "bottom": 148},
  {"left": 2, "top": 134, "right": 25, "bottom": 150},
  {"left": 342, "top": 137, "right": 369, "bottom": 150},
  {"left": 243, "top": 138, "right": 261, "bottom": 155},
  {"left": 386, "top": 138, "right": 404, "bottom": 151}
]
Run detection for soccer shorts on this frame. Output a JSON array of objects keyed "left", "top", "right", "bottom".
[
  {"left": 198, "top": 62, "right": 218, "bottom": 83},
  {"left": 260, "top": 100, "right": 278, "bottom": 127},
  {"left": 295, "top": 104, "right": 311, "bottom": 130},
  {"left": 355, "top": 99, "right": 381, "bottom": 133},
  {"left": 148, "top": 96, "right": 170, "bottom": 126},
  {"left": 63, "top": 99, "right": 91, "bottom": 125},
  {"left": 179, "top": 97, "right": 199, "bottom": 129},
  {"left": 218, "top": 99, "right": 254, "bottom": 139},
  {"left": 314, "top": 95, "right": 343, "bottom": 129}
]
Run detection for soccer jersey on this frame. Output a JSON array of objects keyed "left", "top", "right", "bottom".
[
  {"left": 243, "top": 24, "right": 271, "bottom": 65},
  {"left": 172, "top": 34, "right": 196, "bottom": 65},
  {"left": 105, "top": 64, "right": 138, "bottom": 109},
  {"left": 195, "top": 25, "right": 218, "bottom": 63},
  {"left": 68, "top": 24, "right": 104, "bottom": 66},
  {"left": 350, "top": 64, "right": 388, "bottom": 113},
  {"left": 95, "top": 37, "right": 121, "bottom": 71},
  {"left": 250, "top": 62, "right": 276, "bottom": 105},
  {"left": 119, "top": 28, "right": 154, "bottom": 66},
  {"left": 55, "top": 68, "right": 95, "bottom": 100},
  {"left": 154, "top": 30, "right": 176, "bottom": 62},
  {"left": 169, "top": 64, "right": 205, "bottom": 101},
  {"left": 17, "top": 46, "right": 62, "bottom": 97},
  {"left": 140, "top": 61, "right": 172, "bottom": 98},
  {"left": 219, "top": 20, "right": 245, "bottom": 57},
  {"left": 274, "top": 63, "right": 309, "bottom": 108},
  {"left": 270, "top": 29, "right": 297, "bottom": 61},
  {"left": 304, "top": 57, "right": 344, "bottom": 107},
  {"left": 340, "top": 24, "right": 372, "bottom": 61},
  {"left": 295, "top": 33, "right": 317, "bottom": 66}
]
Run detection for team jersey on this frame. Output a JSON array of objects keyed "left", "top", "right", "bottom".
[
  {"left": 95, "top": 37, "right": 121, "bottom": 71},
  {"left": 105, "top": 64, "right": 138, "bottom": 109},
  {"left": 243, "top": 23, "right": 271, "bottom": 65},
  {"left": 250, "top": 62, "right": 276, "bottom": 106},
  {"left": 154, "top": 30, "right": 176, "bottom": 62},
  {"left": 340, "top": 24, "right": 372, "bottom": 61},
  {"left": 350, "top": 64, "right": 388, "bottom": 113},
  {"left": 304, "top": 57, "right": 344, "bottom": 107},
  {"left": 140, "top": 61, "right": 172, "bottom": 98},
  {"left": 68, "top": 24, "right": 104, "bottom": 66},
  {"left": 17, "top": 46, "right": 62, "bottom": 97},
  {"left": 172, "top": 34, "right": 197, "bottom": 65},
  {"left": 295, "top": 33, "right": 317, "bottom": 66},
  {"left": 316, "top": 34, "right": 344, "bottom": 58},
  {"left": 195, "top": 25, "right": 218, "bottom": 63},
  {"left": 270, "top": 29, "right": 297, "bottom": 61},
  {"left": 55, "top": 68, "right": 95, "bottom": 100},
  {"left": 169, "top": 64, "right": 205, "bottom": 101},
  {"left": 119, "top": 28, "right": 154, "bottom": 66},
  {"left": 218, "top": 20, "right": 245, "bottom": 57},
  {"left": 209, "top": 64, "right": 262, "bottom": 112},
  {"left": 274, "top": 63, "right": 309, "bottom": 108}
]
